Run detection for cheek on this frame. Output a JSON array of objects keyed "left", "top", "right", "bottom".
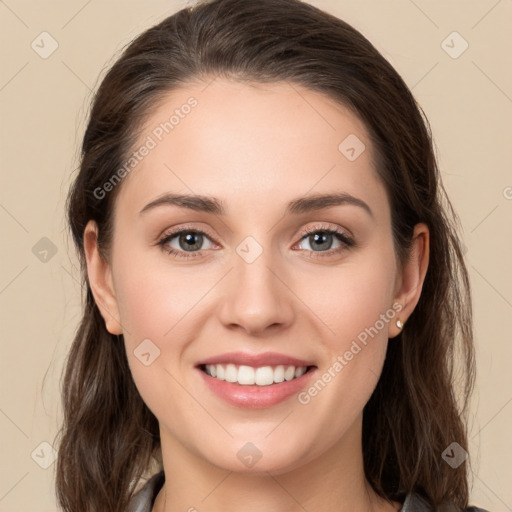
[
  {"left": 111, "top": 246, "right": 220, "bottom": 407},
  {"left": 113, "top": 257, "right": 193, "bottom": 426},
  {"left": 112, "top": 246, "right": 195, "bottom": 343},
  {"left": 296, "top": 249, "right": 397, "bottom": 349},
  {"left": 292, "top": 243, "right": 397, "bottom": 418}
]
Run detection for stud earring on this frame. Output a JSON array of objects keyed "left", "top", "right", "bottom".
[{"left": 396, "top": 319, "right": 404, "bottom": 329}]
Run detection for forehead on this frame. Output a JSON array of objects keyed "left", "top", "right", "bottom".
[{"left": 114, "top": 78, "right": 388, "bottom": 221}]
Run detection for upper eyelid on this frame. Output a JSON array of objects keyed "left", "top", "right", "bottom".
[{"left": 159, "top": 224, "right": 219, "bottom": 246}]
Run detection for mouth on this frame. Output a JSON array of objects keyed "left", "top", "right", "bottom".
[
  {"left": 198, "top": 363, "right": 316, "bottom": 386},
  {"left": 195, "top": 353, "right": 318, "bottom": 408}
]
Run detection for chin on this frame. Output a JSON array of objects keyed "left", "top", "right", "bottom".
[{"left": 197, "top": 435, "right": 315, "bottom": 476}]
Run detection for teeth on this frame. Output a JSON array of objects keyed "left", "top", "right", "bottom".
[
  {"left": 284, "top": 366, "right": 295, "bottom": 381},
  {"left": 274, "top": 365, "right": 285, "bottom": 383},
  {"left": 238, "top": 365, "right": 255, "bottom": 385},
  {"left": 255, "top": 366, "right": 273, "bottom": 386},
  {"left": 295, "top": 366, "right": 307, "bottom": 378},
  {"left": 225, "top": 364, "right": 237, "bottom": 383},
  {"left": 204, "top": 364, "right": 309, "bottom": 386}
]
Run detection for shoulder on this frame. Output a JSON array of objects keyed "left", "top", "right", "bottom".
[
  {"left": 125, "top": 478, "right": 491, "bottom": 512},
  {"left": 401, "top": 492, "right": 491, "bottom": 512},
  {"left": 126, "top": 471, "right": 165, "bottom": 512}
]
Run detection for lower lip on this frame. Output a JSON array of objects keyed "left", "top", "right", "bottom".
[{"left": 197, "top": 367, "right": 316, "bottom": 409}]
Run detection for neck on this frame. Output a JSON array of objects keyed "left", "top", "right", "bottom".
[{"left": 153, "top": 417, "right": 401, "bottom": 512}]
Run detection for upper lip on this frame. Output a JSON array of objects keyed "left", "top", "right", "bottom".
[{"left": 197, "top": 351, "right": 316, "bottom": 368}]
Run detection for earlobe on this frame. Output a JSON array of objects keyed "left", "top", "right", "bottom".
[
  {"left": 389, "top": 223, "right": 430, "bottom": 339},
  {"left": 83, "top": 220, "right": 123, "bottom": 335}
]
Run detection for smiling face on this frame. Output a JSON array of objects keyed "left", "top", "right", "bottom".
[{"left": 84, "top": 77, "right": 427, "bottom": 477}]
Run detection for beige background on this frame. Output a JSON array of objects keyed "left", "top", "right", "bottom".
[{"left": 1, "top": 0, "right": 511, "bottom": 510}]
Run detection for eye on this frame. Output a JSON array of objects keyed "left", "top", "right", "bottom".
[
  {"left": 158, "top": 226, "right": 217, "bottom": 259},
  {"left": 157, "top": 223, "right": 355, "bottom": 260},
  {"left": 294, "top": 225, "right": 355, "bottom": 259}
]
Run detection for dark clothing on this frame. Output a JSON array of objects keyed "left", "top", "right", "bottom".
[{"left": 127, "top": 470, "right": 490, "bottom": 512}]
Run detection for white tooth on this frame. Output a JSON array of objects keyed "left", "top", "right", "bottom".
[
  {"left": 295, "top": 366, "right": 306, "bottom": 378},
  {"left": 255, "top": 366, "right": 274, "bottom": 386},
  {"left": 284, "top": 366, "right": 296, "bottom": 381},
  {"left": 238, "top": 365, "right": 255, "bottom": 385},
  {"left": 225, "top": 364, "right": 238, "bottom": 382},
  {"left": 273, "top": 365, "right": 285, "bottom": 383},
  {"left": 209, "top": 364, "right": 305, "bottom": 385}
]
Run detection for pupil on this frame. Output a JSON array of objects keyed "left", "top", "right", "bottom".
[
  {"left": 181, "top": 232, "right": 202, "bottom": 251},
  {"left": 311, "top": 232, "right": 332, "bottom": 251}
]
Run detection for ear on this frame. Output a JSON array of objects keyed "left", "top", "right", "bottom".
[
  {"left": 83, "top": 220, "right": 123, "bottom": 335},
  {"left": 389, "top": 223, "right": 430, "bottom": 338}
]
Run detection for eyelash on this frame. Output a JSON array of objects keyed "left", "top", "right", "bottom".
[{"left": 157, "top": 224, "right": 355, "bottom": 260}]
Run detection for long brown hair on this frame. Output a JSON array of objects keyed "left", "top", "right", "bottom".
[{"left": 55, "top": 0, "right": 476, "bottom": 510}]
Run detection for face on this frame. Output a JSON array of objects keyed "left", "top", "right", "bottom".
[{"left": 87, "top": 78, "right": 416, "bottom": 475}]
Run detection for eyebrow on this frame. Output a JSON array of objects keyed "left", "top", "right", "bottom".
[{"left": 139, "top": 192, "right": 374, "bottom": 219}]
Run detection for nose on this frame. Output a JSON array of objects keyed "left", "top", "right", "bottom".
[{"left": 217, "top": 244, "right": 295, "bottom": 336}]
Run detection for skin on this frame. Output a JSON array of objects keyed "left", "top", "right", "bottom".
[{"left": 84, "top": 78, "right": 429, "bottom": 512}]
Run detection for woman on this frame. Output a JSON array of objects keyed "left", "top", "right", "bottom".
[{"left": 55, "top": 0, "right": 490, "bottom": 511}]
